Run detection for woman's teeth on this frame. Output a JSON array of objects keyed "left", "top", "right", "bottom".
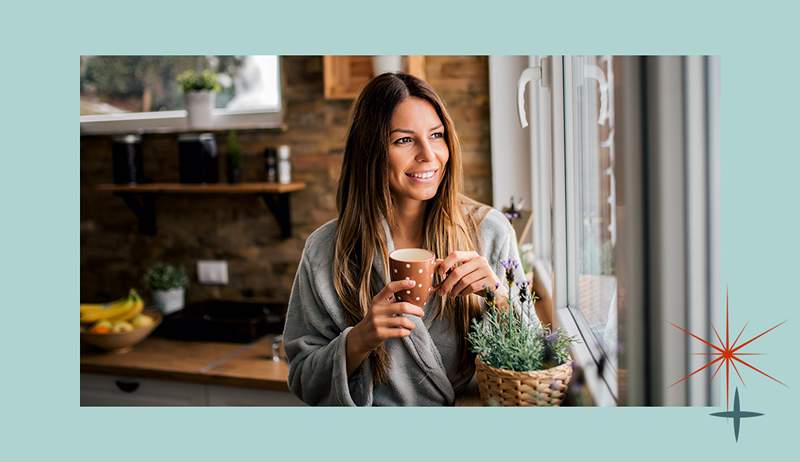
[{"left": 406, "top": 170, "right": 436, "bottom": 179}]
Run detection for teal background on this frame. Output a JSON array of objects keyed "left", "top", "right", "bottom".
[{"left": 2, "top": 0, "right": 797, "bottom": 460}]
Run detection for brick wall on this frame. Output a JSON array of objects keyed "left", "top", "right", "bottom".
[{"left": 80, "top": 56, "right": 492, "bottom": 303}]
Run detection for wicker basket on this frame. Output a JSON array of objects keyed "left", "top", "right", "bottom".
[{"left": 474, "top": 355, "right": 573, "bottom": 406}]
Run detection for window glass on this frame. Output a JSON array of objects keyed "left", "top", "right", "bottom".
[
  {"left": 80, "top": 55, "right": 280, "bottom": 116},
  {"left": 568, "top": 56, "right": 618, "bottom": 364}
]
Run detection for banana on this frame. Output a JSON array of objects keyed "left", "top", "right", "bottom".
[
  {"left": 80, "top": 294, "right": 128, "bottom": 315},
  {"left": 108, "top": 294, "right": 144, "bottom": 323},
  {"left": 80, "top": 290, "right": 141, "bottom": 323},
  {"left": 80, "top": 303, "right": 105, "bottom": 315}
]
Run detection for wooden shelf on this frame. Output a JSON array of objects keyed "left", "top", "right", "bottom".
[
  {"left": 96, "top": 182, "right": 305, "bottom": 194},
  {"left": 323, "top": 56, "right": 427, "bottom": 100},
  {"left": 95, "top": 182, "right": 306, "bottom": 238}
]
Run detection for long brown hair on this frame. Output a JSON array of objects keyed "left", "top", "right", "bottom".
[{"left": 333, "top": 72, "right": 487, "bottom": 383}]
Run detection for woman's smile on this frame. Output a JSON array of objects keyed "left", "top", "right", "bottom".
[{"left": 405, "top": 168, "right": 439, "bottom": 183}]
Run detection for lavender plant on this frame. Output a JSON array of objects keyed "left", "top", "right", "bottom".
[{"left": 468, "top": 258, "right": 577, "bottom": 372}]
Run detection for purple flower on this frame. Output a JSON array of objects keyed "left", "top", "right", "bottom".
[
  {"left": 516, "top": 280, "right": 530, "bottom": 303},
  {"left": 482, "top": 283, "right": 496, "bottom": 305},
  {"left": 500, "top": 259, "right": 519, "bottom": 285},
  {"left": 545, "top": 332, "right": 559, "bottom": 344},
  {"left": 500, "top": 258, "right": 519, "bottom": 272}
]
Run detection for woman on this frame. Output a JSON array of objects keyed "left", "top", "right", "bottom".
[{"left": 283, "top": 72, "right": 533, "bottom": 406}]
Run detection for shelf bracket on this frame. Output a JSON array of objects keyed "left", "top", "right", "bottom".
[
  {"left": 259, "top": 193, "right": 292, "bottom": 239},
  {"left": 115, "top": 192, "right": 157, "bottom": 236}
]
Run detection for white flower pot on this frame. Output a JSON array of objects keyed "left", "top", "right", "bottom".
[
  {"left": 152, "top": 288, "right": 185, "bottom": 315},
  {"left": 185, "top": 91, "right": 215, "bottom": 129},
  {"left": 372, "top": 56, "right": 404, "bottom": 76}
]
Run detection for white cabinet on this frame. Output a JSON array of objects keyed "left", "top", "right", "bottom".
[{"left": 81, "top": 373, "right": 304, "bottom": 406}]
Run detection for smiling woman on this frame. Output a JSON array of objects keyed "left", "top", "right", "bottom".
[
  {"left": 281, "top": 72, "right": 532, "bottom": 406},
  {"left": 387, "top": 97, "right": 450, "bottom": 210}
]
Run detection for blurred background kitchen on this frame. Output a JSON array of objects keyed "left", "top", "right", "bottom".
[{"left": 80, "top": 55, "right": 720, "bottom": 407}]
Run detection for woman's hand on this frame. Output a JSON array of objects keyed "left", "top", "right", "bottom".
[
  {"left": 436, "top": 251, "right": 504, "bottom": 300},
  {"left": 346, "top": 279, "right": 425, "bottom": 376},
  {"left": 349, "top": 279, "right": 425, "bottom": 352}
]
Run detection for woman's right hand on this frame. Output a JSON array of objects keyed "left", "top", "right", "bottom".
[{"left": 349, "top": 279, "right": 425, "bottom": 353}]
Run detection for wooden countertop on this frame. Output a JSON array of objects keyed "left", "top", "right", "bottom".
[
  {"left": 80, "top": 335, "right": 291, "bottom": 392},
  {"left": 80, "top": 335, "right": 486, "bottom": 404}
]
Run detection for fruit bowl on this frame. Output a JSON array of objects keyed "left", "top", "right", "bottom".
[{"left": 80, "top": 310, "right": 162, "bottom": 354}]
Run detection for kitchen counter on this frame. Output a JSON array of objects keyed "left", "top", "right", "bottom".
[
  {"left": 80, "top": 335, "right": 484, "bottom": 405},
  {"left": 80, "top": 335, "right": 290, "bottom": 391}
]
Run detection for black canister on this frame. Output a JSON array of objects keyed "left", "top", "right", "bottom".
[
  {"left": 264, "top": 147, "right": 278, "bottom": 183},
  {"left": 111, "top": 134, "right": 145, "bottom": 184},
  {"left": 178, "top": 133, "right": 219, "bottom": 183}
]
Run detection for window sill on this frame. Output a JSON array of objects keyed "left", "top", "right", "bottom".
[
  {"left": 80, "top": 109, "right": 286, "bottom": 136},
  {"left": 556, "top": 306, "right": 618, "bottom": 406}
]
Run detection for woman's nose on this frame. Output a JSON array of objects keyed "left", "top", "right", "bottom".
[{"left": 415, "top": 139, "right": 437, "bottom": 162}]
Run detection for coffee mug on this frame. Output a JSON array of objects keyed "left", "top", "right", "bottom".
[{"left": 389, "top": 248, "right": 437, "bottom": 307}]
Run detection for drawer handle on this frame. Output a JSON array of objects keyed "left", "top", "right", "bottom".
[{"left": 115, "top": 380, "right": 140, "bottom": 393}]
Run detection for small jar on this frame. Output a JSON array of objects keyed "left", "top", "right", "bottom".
[{"left": 277, "top": 145, "right": 291, "bottom": 184}]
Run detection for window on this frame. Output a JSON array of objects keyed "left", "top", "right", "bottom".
[
  {"left": 80, "top": 55, "right": 282, "bottom": 134},
  {"left": 526, "top": 55, "right": 619, "bottom": 404},
  {"left": 564, "top": 56, "right": 618, "bottom": 371},
  {"left": 525, "top": 55, "right": 719, "bottom": 405}
]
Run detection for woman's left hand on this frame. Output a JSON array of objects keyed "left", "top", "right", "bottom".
[{"left": 436, "top": 251, "right": 502, "bottom": 299}]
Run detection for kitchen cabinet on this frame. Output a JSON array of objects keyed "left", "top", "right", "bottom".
[
  {"left": 323, "top": 56, "right": 426, "bottom": 100},
  {"left": 81, "top": 373, "right": 304, "bottom": 406},
  {"left": 80, "top": 373, "right": 208, "bottom": 406},
  {"left": 81, "top": 336, "right": 305, "bottom": 406},
  {"left": 206, "top": 384, "right": 303, "bottom": 406}
]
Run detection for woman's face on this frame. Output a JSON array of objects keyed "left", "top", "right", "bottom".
[{"left": 387, "top": 96, "right": 450, "bottom": 203}]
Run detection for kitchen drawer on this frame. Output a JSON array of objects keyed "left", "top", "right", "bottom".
[
  {"left": 206, "top": 384, "right": 304, "bottom": 406},
  {"left": 81, "top": 373, "right": 207, "bottom": 406}
]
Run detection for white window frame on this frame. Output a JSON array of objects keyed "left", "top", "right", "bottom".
[
  {"left": 562, "top": 55, "right": 619, "bottom": 405},
  {"left": 80, "top": 57, "right": 284, "bottom": 135},
  {"left": 530, "top": 56, "right": 618, "bottom": 405}
]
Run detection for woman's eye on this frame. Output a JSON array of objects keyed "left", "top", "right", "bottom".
[
  {"left": 431, "top": 132, "right": 444, "bottom": 140},
  {"left": 394, "top": 137, "right": 413, "bottom": 145}
]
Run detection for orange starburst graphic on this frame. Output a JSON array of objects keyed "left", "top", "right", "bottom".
[{"left": 670, "top": 289, "right": 786, "bottom": 409}]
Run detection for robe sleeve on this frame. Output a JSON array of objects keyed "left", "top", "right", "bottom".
[{"left": 282, "top": 251, "right": 374, "bottom": 406}]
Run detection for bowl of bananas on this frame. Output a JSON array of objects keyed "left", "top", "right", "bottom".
[{"left": 80, "top": 289, "right": 162, "bottom": 353}]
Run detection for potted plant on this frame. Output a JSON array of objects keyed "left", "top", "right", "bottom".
[
  {"left": 143, "top": 263, "right": 190, "bottom": 315},
  {"left": 226, "top": 130, "right": 242, "bottom": 184},
  {"left": 468, "top": 259, "right": 577, "bottom": 406},
  {"left": 177, "top": 69, "right": 221, "bottom": 129}
]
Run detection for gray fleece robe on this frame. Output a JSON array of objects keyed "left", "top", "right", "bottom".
[{"left": 282, "top": 207, "right": 531, "bottom": 406}]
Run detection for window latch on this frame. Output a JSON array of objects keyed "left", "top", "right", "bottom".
[{"left": 517, "top": 65, "right": 542, "bottom": 128}]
